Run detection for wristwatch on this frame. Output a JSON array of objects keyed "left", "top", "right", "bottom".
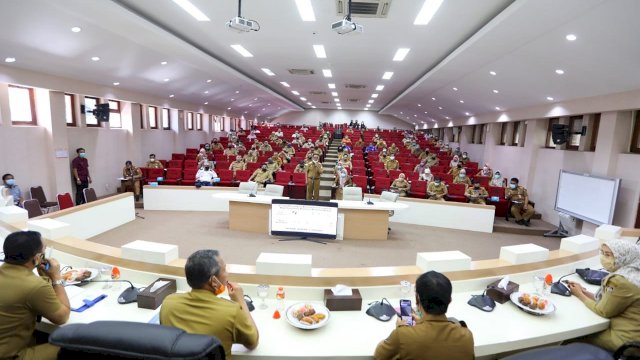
[{"left": 52, "top": 279, "right": 66, "bottom": 287}]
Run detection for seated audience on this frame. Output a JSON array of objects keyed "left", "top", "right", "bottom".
[
  {"left": 427, "top": 177, "right": 448, "bottom": 201},
  {"left": 2, "top": 173, "right": 23, "bottom": 206},
  {"left": 505, "top": 177, "right": 534, "bottom": 226},
  {"left": 475, "top": 163, "right": 493, "bottom": 178},
  {"left": 229, "top": 156, "right": 246, "bottom": 174},
  {"left": 160, "top": 250, "right": 258, "bottom": 359},
  {"left": 333, "top": 165, "right": 352, "bottom": 200},
  {"left": 567, "top": 239, "right": 640, "bottom": 352},
  {"left": 460, "top": 152, "right": 470, "bottom": 164},
  {"left": 465, "top": 179, "right": 488, "bottom": 204},
  {"left": 453, "top": 169, "right": 472, "bottom": 187},
  {"left": 259, "top": 141, "right": 272, "bottom": 153},
  {"left": 390, "top": 173, "right": 410, "bottom": 197},
  {"left": 388, "top": 143, "right": 399, "bottom": 155},
  {"left": 341, "top": 135, "right": 352, "bottom": 145},
  {"left": 374, "top": 271, "right": 474, "bottom": 360},
  {"left": 284, "top": 143, "right": 295, "bottom": 157},
  {"left": 203, "top": 143, "right": 212, "bottom": 154},
  {"left": 426, "top": 153, "right": 439, "bottom": 167},
  {"left": 224, "top": 144, "right": 237, "bottom": 157},
  {"left": 354, "top": 137, "right": 365, "bottom": 148},
  {"left": 266, "top": 158, "right": 280, "bottom": 173},
  {"left": 196, "top": 148, "right": 208, "bottom": 167},
  {"left": 365, "top": 143, "right": 377, "bottom": 153},
  {"left": 489, "top": 170, "right": 505, "bottom": 187},
  {"left": 249, "top": 164, "right": 274, "bottom": 187},
  {"left": 414, "top": 160, "right": 428, "bottom": 175},
  {"left": 302, "top": 139, "right": 314, "bottom": 149},
  {"left": 122, "top": 161, "right": 143, "bottom": 201},
  {"left": 449, "top": 155, "right": 460, "bottom": 169},
  {"left": 195, "top": 165, "right": 217, "bottom": 188},
  {"left": 0, "top": 231, "right": 71, "bottom": 360},
  {"left": 338, "top": 157, "right": 352, "bottom": 170},
  {"left": 146, "top": 153, "right": 164, "bottom": 169},
  {"left": 245, "top": 145, "right": 259, "bottom": 163},
  {"left": 448, "top": 164, "right": 463, "bottom": 178},
  {"left": 211, "top": 138, "right": 224, "bottom": 151},
  {"left": 420, "top": 168, "right": 434, "bottom": 182},
  {"left": 293, "top": 160, "right": 306, "bottom": 173}
]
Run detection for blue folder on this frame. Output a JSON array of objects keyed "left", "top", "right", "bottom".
[{"left": 71, "top": 294, "right": 107, "bottom": 312}]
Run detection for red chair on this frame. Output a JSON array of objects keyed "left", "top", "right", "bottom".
[
  {"left": 275, "top": 171, "right": 292, "bottom": 186},
  {"left": 289, "top": 172, "right": 307, "bottom": 199},
  {"left": 216, "top": 169, "right": 235, "bottom": 187},
  {"left": 372, "top": 168, "right": 388, "bottom": 179},
  {"left": 163, "top": 168, "right": 182, "bottom": 185},
  {"left": 158, "top": 160, "right": 168, "bottom": 168},
  {"left": 168, "top": 160, "right": 183, "bottom": 169},
  {"left": 145, "top": 168, "right": 164, "bottom": 184},
  {"left": 389, "top": 170, "right": 402, "bottom": 180},
  {"left": 292, "top": 172, "right": 307, "bottom": 185},
  {"left": 351, "top": 167, "right": 367, "bottom": 177},
  {"left": 184, "top": 160, "right": 198, "bottom": 169},
  {"left": 447, "top": 183, "right": 467, "bottom": 203},
  {"left": 440, "top": 174, "right": 453, "bottom": 185},
  {"left": 351, "top": 175, "right": 369, "bottom": 193},
  {"left": 352, "top": 160, "right": 365, "bottom": 167},
  {"left": 215, "top": 161, "right": 230, "bottom": 170},
  {"left": 182, "top": 169, "right": 198, "bottom": 186},
  {"left": 373, "top": 177, "right": 391, "bottom": 194},
  {"left": 57, "top": 193, "right": 73, "bottom": 210},
  {"left": 283, "top": 163, "right": 296, "bottom": 172},
  {"left": 409, "top": 180, "right": 427, "bottom": 198},
  {"left": 474, "top": 176, "right": 490, "bottom": 188},
  {"left": 407, "top": 172, "right": 420, "bottom": 182},
  {"left": 235, "top": 170, "right": 251, "bottom": 182},
  {"left": 489, "top": 186, "right": 509, "bottom": 217},
  {"left": 185, "top": 148, "right": 199, "bottom": 155},
  {"left": 171, "top": 153, "right": 185, "bottom": 161}
]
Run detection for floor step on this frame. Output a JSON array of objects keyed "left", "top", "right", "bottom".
[{"left": 493, "top": 218, "right": 555, "bottom": 236}]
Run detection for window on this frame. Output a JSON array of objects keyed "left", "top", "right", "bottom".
[
  {"left": 109, "top": 100, "right": 122, "bottom": 128},
  {"left": 511, "top": 121, "right": 521, "bottom": 146},
  {"left": 213, "top": 116, "right": 222, "bottom": 132},
  {"left": 567, "top": 116, "right": 583, "bottom": 150},
  {"left": 186, "top": 112, "right": 194, "bottom": 130},
  {"left": 546, "top": 118, "right": 560, "bottom": 148},
  {"left": 84, "top": 97, "right": 99, "bottom": 127},
  {"left": 65, "top": 94, "right": 76, "bottom": 126},
  {"left": 8, "top": 85, "right": 37, "bottom": 125},
  {"left": 162, "top": 108, "right": 171, "bottom": 130},
  {"left": 499, "top": 123, "right": 509, "bottom": 145},
  {"left": 196, "top": 113, "right": 203, "bottom": 130},
  {"left": 148, "top": 106, "right": 158, "bottom": 129}
]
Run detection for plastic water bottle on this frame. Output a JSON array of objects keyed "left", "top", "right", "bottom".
[{"left": 276, "top": 287, "right": 285, "bottom": 311}]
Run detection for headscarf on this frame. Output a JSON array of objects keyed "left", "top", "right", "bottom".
[
  {"left": 605, "top": 239, "right": 640, "bottom": 288},
  {"left": 450, "top": 155, "right": 459, "bottom": 168}
]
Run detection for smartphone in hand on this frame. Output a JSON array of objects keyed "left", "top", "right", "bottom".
[{"left": 400, "top": 299, "right": 413, "bottom": 326}]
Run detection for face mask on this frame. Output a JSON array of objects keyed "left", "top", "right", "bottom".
[
  {"left": 5, "top": 179, "right": 15, "bottom": 186},
  {"left": 494, "top": 174, "right": 500, "bottom": 179},
  {"left": 212, "top": 277, "right": 226, "bottom": 296},
  {"left": 150, "top": 158, "right": 156, "bottom": 162},
  {"left": 262, "top": 168, "right": 267, "bottom": 171},
  {"left": 435, "top": 181, "right": 441, "bottom": 185},
  {"left": 79, "top": 153, "right": 86, "bottom": 158},
  {"left": 204, "top": 167, "right": 210, "bottom": 171},
  {"left": 600, "top": 255, "right": 616, "bottom": 272},
  {"left": 463, "top": 155, "right": 467, "bottom": 158},
  {"left": 483, "top": 167, "right": 488, "bottom": 171},
  {"left": 510, "top": 183, "right": 517, "bottom": 189},
  {"left": 460, "top": 174, "right": 466, "bottom": 178},
  {"left": 474, "top": 185, "right": 480, "bottom": 189}
]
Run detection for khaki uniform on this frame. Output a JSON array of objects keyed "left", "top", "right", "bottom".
[
  {"left": 465, "top": 186, "right": 489, "bottom": 204},
  {"left": 0, "top": 264, "right": 63, "bottom": 360},
  {"left": 145, "top": 160, "right": 164, "bottom": 169},
  {"left": 448, "top": 167, "right": 462, "bottom": 178},
  {"left": 122, "top": 166, "right": 143, "bottom": 197},
  {"left": 160, "top": 289, "right": 258, "bottom": 360},
  {"left": 505, "top": 185, "right": 535, "bottom": 221},
  {"left": 211, "top": 142, "right": 224, "bottom": 151},
  {"left": 284, "top": 147, "right": 295, "bottom": 157},
  {"left": 390, "top": 178, "right": 410, "bottom": 197},
  {"left": 374, "top": 314, "right": 474, "bottom": 360},
  {"left": 305, "top": 161, "right": 324, "bottom": 200},
  {"left": 427, "top": 182, "right": 448, "bottom": 201},
  {"left": 249, "top": 169, "right": 273, "bottom": 186},
  {"left": 418, "top": 151, "right": 429, "bottom": 160},
  {"left": 426, "top": 156, "right": 439, "bottom": 167},
  {"left": 245, "top": 150, "right": 259, "bottom": 163},
  {"left": 293, "top": 165, "right": 306, "bottom": 173},
  {"left": 581, "top": 274, "right": 640, "bottom": 352},
  {"left": 259, "top": 143, "right": 273, "bottom": 153},
  {"left": 266, "top": 162, "right": 280, "bottom": 173},
  {"left": 223, "top": 148, "right": 237, "bottom": 157},
  {"left": 354, "top": 140, "right": 365, "bottom": 147},
  {"left": 229, "top": 160, "right": 246, "bottom": 173},
  {"left": 388, "top": 145, "right": 399, "bottom": 155},
  {"left": 333, "top": 175, "right": 352, "bottom": 200},
  {"left": 453, "top": 176, "right": 472, "bottom": 187},
  {"left": 302, "top": 142, "right": 314, "bottom": 149},
  {"left": 385, "top": 160, "right": 400, "bottom": 171}
]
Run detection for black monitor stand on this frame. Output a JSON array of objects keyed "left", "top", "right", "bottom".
[{"left": 278, "top": 237, "right": 328, "bottom": 245}]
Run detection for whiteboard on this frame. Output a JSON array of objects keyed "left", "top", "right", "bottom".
[{"left": 554, "top": 170, "right": 620, "bottom": 225}]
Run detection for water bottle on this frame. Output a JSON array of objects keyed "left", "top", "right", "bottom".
[{"left": 276, "top": 287, "right": 285, "bottom": 311}]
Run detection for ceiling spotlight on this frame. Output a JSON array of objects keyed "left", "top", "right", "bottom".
[
  {"left": 371, "top": 94, "right": 379, "bottom": 98},
  {"left": 546, "top": 96, "right": 554, "bottom": 101},
  {"left": 300, "top": 97, "right": 307, "bottom": 101},
  {"left": 91, "top": 56, "right": 100, "bottom": 61},
  {"left": 4, "top": 57, "right": 16, "bottom": 63},
  {"left": 492, "top": 89, "right": 499, "bottom": 93},
  {"left": 438, "top": 106, "right": 443, "bottom": 110},
  {"left": 495, "top": 106, "right": 501, "bottom": 111},
  {"left": 291, "top": 91, "right": 300, "bottom": 95},
  {"left": 313, "top": 45, "right": 327, "bottom": 58},
  {"left": 280, "top": 82, "right": 290, "bottom": 87},
  {"left": 261, "top": 68, "right": 276, "bottom": 76},
  {"left": 417, "top": 104, "right": 422, "bottom": 107},
  {"left": 230, "top": 44, "right": 254, "bottom": 57},
  {"left": 489, "top": 71, "right": 497, "bottom": 76},
  {"left": 227, "top": 107, "right": 232, "bottom": 110},
  {"left": 376, "top": 85, "right": 384, "bottom": 91},
  {"left": 465, "top": 112, "right": 471, "bottom": 116},
  {"left": 337, "top": 107, "right": 342, "bottom": 110},
  {"left": 565, "top": 34, "right": 577, "bottom": 41},
  {"left": 113, "top": 82, "right": 120, "bottom": 86},
  {"left": 382, "top": 72, "right": 394, "bottom": 80},
  {"left": 459, "top": 100, "right": 464, "bottom": 103},
  {"left": 206, "top": 79, "right": 212, "bottom": 83},
  {"left": 169, "top": 94, "right": 175, "bottom": 98},
  {"left": 331, "top": 91, "right": 338, "bottom": 96},
  {"left": 71, "top": 27, "right": 81, "bottom": 33},
  {"left": 204, "top": 90, "right": 209, "bottom": 94},
  {"left": 204, "top": 102, "right": 209, "bottom": 105},
  {"left": 368, "top": 100, "right": 374, "bottom": 104},
  {"left": 322, "top": 69, "right": 333, "bottom": 78},
  {"left": 555, "top": 69, "right": 565, "bottom": 75},
  {"left": 431, "top": 97, "right": 436, "bottom": 101},
  {"left": 163, "top": 78, "right": 170, "bottom": 82},
  {"left": 328, "top": 83, "right": 336, "bottom": 89},
  {"left": 453, "top": 87, "right": 458, "bottom": 91},
  {"left": 235, "top": 90, "right": 240, "bottom": 93},
  {"left": 161, "top": 61, "right": 168, "bottom": 65}
]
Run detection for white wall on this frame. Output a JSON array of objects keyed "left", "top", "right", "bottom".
[{"left": 272, "top": 109, "right": 412, "bottom": 130}]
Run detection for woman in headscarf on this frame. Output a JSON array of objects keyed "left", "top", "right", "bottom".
[
  {"left": 489, "top": 170, "right": 505, "bottom": 187},
  {"left": 420, "top": 168, "right": 433, "bottom": 183},
  {"left": 567, "top": 239, "right": 640, "bottom": 351},
  {"left": 333, "top": 165, "right": 352, "bottom": 200},
  {"left": 476, "top": 163, "right": 493, "bottom": 178},
  {"left": 449, "top": 155, "right": 460, "bottom": 169}
]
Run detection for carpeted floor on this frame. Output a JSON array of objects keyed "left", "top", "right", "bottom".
[{"left": 88, "top": 210, "right": 560, "bottom": 268}]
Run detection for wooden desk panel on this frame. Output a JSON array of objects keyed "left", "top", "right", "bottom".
[
  {"left": 341, "top": 208, "right": 390, "bottom": 240},
  {"left": 228, "top": 201, "right": 270, "bottom": 233}
]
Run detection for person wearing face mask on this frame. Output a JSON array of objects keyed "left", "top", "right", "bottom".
[
  {"left": 354, "top": 136, "right": 365, "bottom": 148},
  {"left": 460, "top": 152, "right": 469, "bottom": 164},
  {"left": 414, "top": 160, "right": 428, "bottom": 175},
  {"left": 333, "top": 165, "right": 352, "bottom": 200},
  {"left": 211, "top": 138, "right": 224, "bottom": 151},
  {"left": 448, "top": 163, "right": 463, "bottom": 178},
  {"left": 195, "top": 165, "right": 217, "bottom": 188},
  {"left": 418, "top": 149, "right": 429, "bottom": 161},
  {"left": 341, "top": 135, "right": 352, "bottom": 146},
  {"left": 284, "top": 143, "right": 296, "bottom": 157},
  {"left": 249, "top": 164, "right": 273, "bottom": 187},
  {"left": 0, "top": 231, "right": 71, "bottom": 360},
  {"left": 121, "top": 161, "right": 143, "bottom": 201},
  {"left": 388, "top": 143, "right": 399, "bottom": 155},
  {"left": 245, "top": 145, "right": 259, "bottom": 163},
  {"left": 465, "top": 179, "right": 488, "bottom": 204},
  {"left": 294, "top": 160, "right": 306, "bottom": 173},
  {"left": 259, "top": 141, "right": 272, "bottom": 153},
  {"left": 196, "top": 148, "right": 209, "bottom": 168},
  {"left": 339, "top": 156, "right": 352, "bottom": 171},
  {"left": 203, "top": 143, "right": 212, "bottom": 154},
  {"left": 385, "top": 156, "right": 400, "bottom": 172},
  {"left": 505, "top": 177, "right": 534, "bottom": 226},
  {"left": 449, "top": 155, "right": 460, "bottom": 169},
  {"left": 229, "top": 155, "right": 246, "bottom": 175},
  {"left": 566, "top": 240, "right": 640, "bottom": 352},
  {"left": 426, "top": 153, "right": 439, "bottom": 167},
  {"left": 489, "top": 171, "right": 505, "bottom": 187},
  {"left": 420, "top": 168, "right": 434, "bottom": 183},
  {"left": 453, "top": 169, "right": 472, "bottom": 187},
  {"left": 235, "top": 141, "right": 247, "bottom": 153},
  {"left": 223, "top": 144, "right": 237, "bottom": 157},
  {"left": 365, "top": 142, "right": 377, "bottom": 153},
  {"left": 71, "top": 147, "right": 91, "bottom": 205},
  {"left": 2, "top": 173, "right": 23, "bottom": 206},
  {"left": 145, "top": 153, "right": 164, "bottom": 169},
  {"left": 306, "top": 154, "right": 324, "bottom": 200},
  {"left": 390, "top": 173, "right": 411, "bottom": 197},
  {"left": 475, "top": 163, "right": 493, "bottom": 179},
  {"left": 302, "top": 139, "right": 314, "bottom": 149},
  {"left": 427, "top": 177, "right": 448, "bottom": 201},
  {"left": 376, "top": 138, "right": 387, "bottom": 150},
  {"left": 160, "top": 250, "right": 259, "bottom": 359}
]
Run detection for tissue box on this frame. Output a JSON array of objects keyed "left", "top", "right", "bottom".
[
  {"left": 137, "top": 278, "right": 177, "bottom": 310},
  {"left": 485, "top": 279, "right": 519, "bottom": 304},
  {"left": 323, "top": 289, "right": 362, "bottom": 311}
]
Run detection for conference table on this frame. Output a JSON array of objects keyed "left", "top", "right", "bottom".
[{"left": 211, "top": 193, "right": 409, "bottom": 240}]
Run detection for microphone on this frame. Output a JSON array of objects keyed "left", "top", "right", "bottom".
[
  {"left": 366, "top": 197, "right": 374, "bottom": 205},
  {"left": 550, "top": 272, "right": 575, "bottom": 297},
  {"left": 81, "top": 279, "right": 140, "bottom": 304}
]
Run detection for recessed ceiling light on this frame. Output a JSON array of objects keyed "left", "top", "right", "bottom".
[
  {"left": 382, "top": 72, "right": 394, "bottom": 80},
  {"left": 227, "top": 107, "right": 232, "bottom": 110},
  {"left": 331, "top": 91, "right": 338, "bottom": 96},
  {"left": 322, "top": 69, "right": 333, "bottom": 78},
  {"left": 328, "top": 83, "right": 336, "bottom": 89},
  {"left": 169, "top": 94, "right": 175, "bottom": 98},
  {"left": 555, "top": 69, "right": 565, "bottom": 75},
  {"left": 453, "top": 87, "right": 458, "bottom": 91},
  {"left": 172, "top": 0, "right": 210, "bottom": 21},
  {"left": 459, "top": 100, "right": 464, "bottom": 103},
  {"left": 230, "top": 45, "right": 253, "bottom": 57},
  {"left": 294, "top": 0, "right": 316, "bottom": 21},
  {"left": 113, "top": 82, "right": 120, "bottom": 86},
  {"left": 337, "top": 107, "right": 342, "bottom": 110},
  {"left": 366, "top": 104, "right": 372, "bottom": 108},
  {"left": 400, "top": 112, "right": 404, "bottom": 114},
  {"left": 313, "top": 45, "right": 327, "bottom": 58},
  {"left": 431, "top": 97, "right": 436, "bottom": 101},
  {"left": 261, "top": 68, "right": 275, "bottom": 76},
  {"left": 244, "top": 111, "right": 248, "bottom": 114},
  {"left": 280, "top": 82, "right": 290, "bottom": 87},
  {"left": 424, "top": 111, "right": 428, "bottom": 114},
  {"left": 417, "top": 104, "right": 422, "bottom": 107},
  {"left": 204, "top": 102, "right": 209, "bottom": 105},
  {"left": 161, "top": 61, "right": 168, "bottom": 65},
  {"left": 438, "top": 106, "right": 443, "bottom": 110},
  {"left": 300, "top": 97, "right": 307, "bottom": 101},
  {"left": 4, "top": 57, "right": 16, "bottom": 63},
  {"left": 163, "top": 78, "right": 170, "bottom": 82},
  {"left": 414, "top": 0, "right": 444, "bottom": 25},
  {"left": 492, "top": 89, "right": 499, "bottom": 93},
  {"left": 364, "top": 108, "right": 369, "bottom": 111},
  {"left": 371, "top": 94, "right": 379, "bottom": 98},
  {"left": 495, "top": 106, "right": 501, "bottom": 111},
  {"left": 253, "top": 98, "right": 258, "bottom": 101},
  {"left": 546, "top": 96, "right": 554, "bottom": 101},
  {"left": 230, "top": 99, "right": 235, "bottom": 101},
  {"left": 465, "top": 112, "right": 471, "bottom": 116},
  {"left": 393, "top": 48, "right": 411, "bottom": 62},
  {"left": 235, "top": 90, "right": 240, "bottom": 94},
  {"left": 206, "top": 79, "right": 212, "bottom": 83},
  {"left": 307, "top": 102, "right": 312, "bottom": 105},
  {"left": 204, "top": 90, "right": 209, "bottom": 94},
  {"left": 375, "top": 85, "right": 384, "bottom": 91},
  {"left": 445, "top": 116, "right": 450, "bottom": 119},
  {"left": 71, "top": 27, "right": 81, "bottom": 33},
  {"left": 291, "top": 90, "right": 300, "bottom": 95},
  {"left": 565, "top": 34, "right": 577, "bottom": 41},
  {"left": 368, "top": 100, "right": 374, "bottom": 104},
  {"left": 267, "top": 103, "right": 271, "bottom": 105},
  {"left": 91, "top": 56, "right": 100, "bottom": 61},
  {"left": 333, "top": 98, "right": 340, "bottom": 102},
  {"left": 262, "top": 108, "right": 266, "bottom": 110},
  {"left": 413, "top": 114, "right": 417, "bottom": 117},
  {"left": 489, "top": 71, "right": 497, "bottom": 76}
]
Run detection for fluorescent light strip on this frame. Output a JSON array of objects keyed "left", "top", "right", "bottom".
[
  {"left": 230, "top": 45, "right": 253, "bottom": 57},
  {"left": 368, "top": 100, "right": 374, "bottom": 104},
  {"left": 322, "top": 69, "right": 333, "bottom": 78},
  {"left": 328, "top": 83, "right": 336, "bottom": 89},
  {"left": 291, "top": 91, "right": 300, "bottom": 95},
  {"left": 393, "top": 48, "right": 411, "bottom": 61},
  {"left": 382, "top": 72, "right": 394, "bottom": 80},
  {"left": 331, "top": 92, "right": 338, "bottom": 97},
  {"left": 300, "top": 97, "right": 307, "bottom": 101},
  {"left": 414, "top": 0, "right": 443, "bottom": 25},
  {"left": 261, "top": 68, "right": 275, "bottom": 76},
  {"left": 371, "top": 94, "right": 379, "bottom": 98},
  {"left": 280, "top": 82, "right": 290, "bottom": 87},
  {"left": 294, "top": 0, "right": 316, "bottom": 21},
  {"left": 313, "top": 45, "right": 327, "bottom": 58},
  {"left": 334, "top": 98, "right": 340, "bottom": 102},
  {"left": 375, "top": 85, "right": 384, "bottom": 91},
  {"left": 172, "top": 0, "right": 210, "bottom": 21}
]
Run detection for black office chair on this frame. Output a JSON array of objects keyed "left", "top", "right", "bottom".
[
  {"left": 50, "top": 321, "right": 225, "bottom": 359},
  {"left": 501, "top": 342, "right": 640, "bottom": 360}
]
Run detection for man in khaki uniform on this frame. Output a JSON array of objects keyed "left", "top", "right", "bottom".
[
  {"left": 306, "top": 154, "right": 323, "bottom": 200},
  {"left": 259, "top": 141, "right": 272, "bottom": 153},
  {"left": 388, "top": 143, "right": 399, "bottom": 155},
  {"left": 465, "top": 180, "right": 489, "bottom": 205},
  {"left": 122, "top": 160, "right": 143, "bottom": 201},
  {"left": 223, "top": 145, "right": 237, "bottom": 157},
  {"left": 161, "top": 250, "right": 258, "bottom": 359},
  {"left": 375, "top": 271, "right": 474, "bottom": 360},
  {"left": 453, "top": 169, "right": 472, "bottom": 187},
  {"left": 210, "top": 139, "right": 224, "bottom": 151},
  {"left": 245, "top": 146, "right": 259, "bottom": 163},
  {"left": 505, "top": 177, "right": 535, "bottom": 226},
  {"left": 390, "top": 173, "right": 410, "bottom": 197},
  {"left": 426, "top": 154, "right": 439, "bottom": 167},
  {"left": 427, "top": 178, "right": 448, "bottom": 201},
  {"left": 229, "top": 156, "right": 246, "bottom": 174},
  {"left": 145, "top": 153, "right": 164, "bottom": 169},
  {"left": 0, "top": 231, "right": 71, "bottom": 360},
  {"left": 266, "top": 158, "right": 280, "bottom": 174},
  {"left": 385, "top": 156, "right": 400, "bottom": 172},
  {"left": 249, "top": 164, "right": 273, "bottom": 187},
  {"left": 293, "top": 161, "right": 306, "bottom": 173},
  {"left": 284, "top": 143, "right": 295, "bottom": 157},
  {"left": 302, "top": 139, "right": 314, "bottom": 149}
]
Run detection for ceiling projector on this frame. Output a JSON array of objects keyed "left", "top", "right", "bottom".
[
  {"left": 226, "top": 17, "right": 259, "bottom": 33},
  {"left": 331, "top": 19, "right": 363, "bottom": 35}
]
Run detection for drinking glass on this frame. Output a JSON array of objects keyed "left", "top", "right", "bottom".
[
  {"left": 400, "top": 280, "right": 412, "bottom": 295},
  {"left": 257, "top": 284, "right": 270, "bottom": 310},
  {"left": 100, "top": 266, "right": 113, "bottom": 289},
  {"left": 533, "top": 276, "right": 545, "bottom": 295}
]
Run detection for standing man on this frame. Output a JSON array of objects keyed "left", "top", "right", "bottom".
[
  {"left": 0, "top": 231, "right": 71, "bottom": 360},
  {"left": 71, "top": 147, "right": 91, "bottom": 205},
  {"left": 306, "top": 154, "right": 323, "bottom": 200},
  {"left": 122, "top": 161, "right": 143, "bottom": 201},
  {"left": 505, "top": 177, "right": 535, "bottom": 226}
]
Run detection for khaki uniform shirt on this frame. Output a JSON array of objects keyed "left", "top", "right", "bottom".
[
  {"left": 224, "top": 148, "right": 237, "bottom": 156},
  {"left": 122, "top": 166, "right": 142, "bottom": 179},
  {"left": 505, "top": 185, "right": 528, "bottom": 204},
  {"left": 374, "top": 314, "right": 474, "bottom": 360},
  {"left": 211, "top": 143, "right": 224, "bottom": 151},
  {"left": 418, "top": 151, "right": 429, "bottom": 160},
  {"left": 385, "top": 160, "right": 400, "bottom": 171},
  {"left": 448, "top": 167, "right": 461, "bottom": 178},
  {"left": 259, "top": 143, "right": 273, "bottom": 152},
  {"left": 388, "top": 146, "right": 399, "bottom": 155},
  {"left": 453, "top": 176, "right": 472, "bottom": 187},
  {"left": 465, "top": 186, "right": 489, "bottom": 204},
  {"left": 250, "top": 169, "right": 273, "bottom": 184},
  {"left": 229, "top": 161, "right": 246, "bottom": 171},
  {"left": 306, "top": 161, "right": 323, "bottom": 180},
  {"left": 391, "top": 179, "right": 410, "bottom": 196},
  {"left": 146, "top": 160, "right": 164, "bottom": 169},
  {"left": 294, "top": 165, "right": 306, "bottom": 173},
  {"left": 427, "top": 182, "right": 448, "bottom": 199},
  {"left": 284, "top": 147, "right": 295, "bottom": 156},
  {"left": 302, "top": 142, "right": 314, "bottom": 149},
  {"left": 426, "top": 157, "right": 439, "bottom": 167},
  {"left": 0, "top": 264, "right": 63, "bottom": 358},
  {"left": 266, "top": 162, "right": 280, "bottom": 173},
  {"left": 160, "top": 289, "right": 258, "bottom": 360},
  {"left": 354, "top": 140, "right": 365, "bottom": 147},
  {"left": 245, "top": 150, "right": 259, "bottom": 163}
]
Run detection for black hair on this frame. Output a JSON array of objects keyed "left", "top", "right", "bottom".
[
  {"left": 149, "top": 153, "right": 156, "bottom": 157},
  {"left": 473, "top": 179, "right": 481, "bottom": 185},
  {"left": 2, "top": 173, "right": 13, "bottom": 181},
  {"left": 125, "top": 160, "right": 132, "bottom": 166},
  {"left": 184, "top": 250, "right": 221, "bottom": 289},
  {"left": 76, "top": 148, "right": 85, "bottom": 154},
  {"left": 415, "top": 271, "right": 452, "bottom": 315},
  {"left": 511, "top": 177, "right": 519, "bottom": 184},
  {"left": 3, "top": 231, "right": 43, "bottom": 265}
]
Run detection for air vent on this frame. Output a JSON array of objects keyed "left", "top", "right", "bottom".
[
  {"left": 309, "top": 91, "right": 327, "bottom": 95},
  {"left": 345, "top": 84, "right": 367, "bottom": 89},
  {"left": 348, "top": 99, "right": 359, "bottom": 103},
  {"left": 321, "top": 101, "right": 333, "bottom": 104},
  {"left": 287, "top": 68, "right": 315, "bottom": 75},
  {"left": 336, "top": 0, "right": 392, "bottom": 18}
]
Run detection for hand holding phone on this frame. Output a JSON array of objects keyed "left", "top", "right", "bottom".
[{"left": 400, "top": 299, "right": 414, "bottom": 326}]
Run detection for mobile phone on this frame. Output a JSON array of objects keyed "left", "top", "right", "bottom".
[{"left": 400, "top": 299, "right": 413, "bottom": 326}]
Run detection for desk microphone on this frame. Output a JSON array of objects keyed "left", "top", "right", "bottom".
[
  {"left": 248, "top": 193, "right": 256, "bottom": 197},
  {"left": 550, "top": 272, "right": 575, "bottom": 297},
  {"left": 366, "top": 198, "right": 374, "bottom": 205},
  {"left": 81, "top": 279, "right": 140, "bottom": 304}
]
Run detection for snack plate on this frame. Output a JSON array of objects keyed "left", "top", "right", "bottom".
[
  {"left": 285, "top": 302, "right": 331, "bottom": 330},
  {"left": 61, "top": 268, "right": 99, "bottom": 285},
  {"left": 510, "top": 291, "right": 556, "bottom": 316}
]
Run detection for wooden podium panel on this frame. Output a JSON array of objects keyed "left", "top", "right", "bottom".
[
  {"left": 341, "top": 208, "right": 389, "bottom": 240},
  {"left": 228, "top": 201, "right": 270, "bottom": 233}
]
